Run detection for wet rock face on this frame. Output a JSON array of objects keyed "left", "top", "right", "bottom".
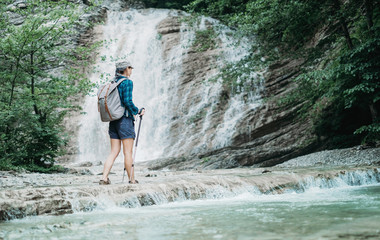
[
  {"left": 156, "top": 16, "right": 228, "bottom": 156},
  {"left": 208, "top": 58, "right": 319, "bottom": 168},
  {"left": 153, "top": 16, "right": 317, "bottom": 169},
  {"left": 228, "top": 58, "right": 316, "bottom": 167},
  {"left": 157, "top": 17, "right": 181, "bottom": 58}
]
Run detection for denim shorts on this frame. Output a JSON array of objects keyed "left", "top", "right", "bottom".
[{"left": 109, "top": 116, "right": 135, "bottom": 140}]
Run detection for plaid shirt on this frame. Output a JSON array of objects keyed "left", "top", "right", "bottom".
[{"left": 116, "top": 76, "right": 139, "bottom": 119}]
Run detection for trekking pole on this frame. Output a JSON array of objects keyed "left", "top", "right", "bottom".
[
  {"left": 122, "top": 167, "right": 126, "bottom": 183},
  {"left": 130, "top": 114, "right": 143, "bottom": 183}
]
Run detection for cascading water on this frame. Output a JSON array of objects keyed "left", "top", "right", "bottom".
[
  {"left": 76, "top": 8, "right": 262, "bottom": 165},
  {"left": 1, "top": 169, "right": 380, "bottom": 239},
  {"left": 77, "top": 9, "right": 177, "bottom": 164},
  {"left": 61, "top": 168, "right": 380, "bottom": 210}
]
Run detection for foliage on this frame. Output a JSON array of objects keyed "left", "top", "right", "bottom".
[
  {"left": 210, "top": 54, "right": 263, "bottom": 95},
  {"left": 192, "top": 28, "right": 218, "bottom": 52},
  {"left": 185, "top": 0, "right": 247, "bottom": 22},
  {"left": 279, "top": 32, "right": 380, "bottom": 146},
  {"left": 187, "top": 109, "right": 207, "bottom": 124},
  {"left": 140, "top": 0, "right": 193, "bottom": 9},
  {"left": 0, "top": 0, "right": 97, "bottom": 172},
  {"left": 201, "top": 157, "right": 210, "bottom": 163},
  {"left": 354, "top": 123, "right": 380, "bottom": 144},
  {"left": 187, "top": 0, "right": 325, "bottom": 59},
  {"left": 184, "top": 0, "right": 380, "bottom": 146}
]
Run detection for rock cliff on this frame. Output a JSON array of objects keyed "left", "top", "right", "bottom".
[{"left": 145, "top": 17, "right": 317, "bottom": 170}]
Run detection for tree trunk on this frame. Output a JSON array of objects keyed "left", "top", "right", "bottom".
[
  {"left": 30, "top": 51, "right": 40, "bottom": 117},
  {"left": 369, "top": 103, "right": 378, "bottom": 123},
  {"left": 364, "top": 0, "right": 374, "bottom": 32},
  {"left": 340, "top": 19, "right": 354, "bottom": 50},
  {"left": 8, "top": 32, "right": 30, "bottom": 106},
  {"left": 333, "top": 0, "right": 354, "bottom": 50},
  {"left": 9, "top": 65, "right": 15, "bottom": 106}
]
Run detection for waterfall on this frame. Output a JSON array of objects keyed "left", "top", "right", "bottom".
[
  {"left": 77, "top": 9, "right": 172, "bottom": 164},
  {"left": 76, "top": 8, "right": 262, "bottom": 165}
]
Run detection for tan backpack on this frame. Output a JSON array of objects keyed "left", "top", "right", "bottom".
[{"left": 97, "top": 78, "right": 127, "bottom": 122}]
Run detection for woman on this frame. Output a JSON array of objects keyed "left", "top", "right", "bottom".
[{"left": 99, "top": 61, "right": 145, "bottom": 185}]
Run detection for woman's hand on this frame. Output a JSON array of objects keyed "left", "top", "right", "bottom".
[{"left": 139, "top": 108, "right": 145, "bottom": 116}]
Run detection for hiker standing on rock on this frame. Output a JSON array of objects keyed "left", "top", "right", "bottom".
[{"left": 99, "top": 61, "right": 145, "bottom": 185}]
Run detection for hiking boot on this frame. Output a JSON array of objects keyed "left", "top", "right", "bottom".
[
  {"left": 99, "top": 178, "right": 111, "bottom": 185},
  {"left": 129, "top": 179, "right": 139, "bottom": 184}
]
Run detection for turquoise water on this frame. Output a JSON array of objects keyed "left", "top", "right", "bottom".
[{"left": 1, "top": 184, "right": 380, "bottom": 240}]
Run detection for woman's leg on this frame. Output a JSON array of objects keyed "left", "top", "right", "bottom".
[
  {"left": 122, "top": 138, "right": 135, "bottom": 182},
  {"left": 101, "top": 138, "right": 121, "bottom": 182}
]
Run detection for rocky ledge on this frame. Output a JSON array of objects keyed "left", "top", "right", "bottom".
[
  {"left": 1, "top": 149, "right": 379, "bottom": 221},
  {"left": 143, "top": 146, "right": 380, "bottom": 170}
]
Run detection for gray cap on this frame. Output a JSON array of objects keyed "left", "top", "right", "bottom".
[{"left": 115, "top": 61, "right": 133, "bottom": 69}]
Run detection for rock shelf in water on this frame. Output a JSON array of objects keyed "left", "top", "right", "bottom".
[{"left": 1, "top": 165, "right": 379, "bottom": 222}]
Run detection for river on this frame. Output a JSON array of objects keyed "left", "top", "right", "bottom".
[{"left": 1, "top": 183, "right": 379, "bottom": 239}]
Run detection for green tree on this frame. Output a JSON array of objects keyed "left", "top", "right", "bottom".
[
  {"left": 281, "top": 0, "right": 380, "bottom": 146},
  {"left": 0, "top": 0, "right": 96, "bottom": 172},
  {"left": 185, "top": 0, "right": 380, "bottom": 145}
]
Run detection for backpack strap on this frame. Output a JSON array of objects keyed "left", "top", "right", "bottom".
[
  {"left": 115, "top": 76, "right": 128, "bottom": 86},
  {"left": 97, "top": 84, "right": 108, "bottom": 112},
  {"left": 114, "top": 77, "right": 129, "bottom": 117},
  {"left": 104, "top": 84, "right": 113, "bottom": 119},
  {"left": 97, "top": 78, "right": 125, "bottom": 100}
]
